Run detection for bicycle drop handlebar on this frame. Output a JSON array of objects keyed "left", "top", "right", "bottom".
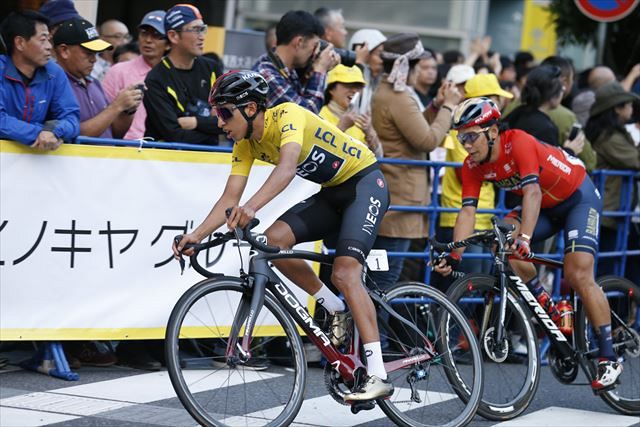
[{"left": 173, "top": 217, "right": 281, "bottom": 277}]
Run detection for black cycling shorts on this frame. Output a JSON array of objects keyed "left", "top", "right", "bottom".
[
  {"left": 507, "top": 176, "right": 602, "bottom": 255},
  {"left": 278, "top": 164, "right": 390, "bottom": 264}
]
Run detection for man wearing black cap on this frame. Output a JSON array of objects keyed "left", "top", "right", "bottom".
[
  {"left": 0, "top": 10, "right": 79, "bottom": 149},
  {"left": 143, "top": 4, "right": 223, "bottom": 144},
  {"left": 54, "top": 18, "right": 143, "bottom": 139},
  {"left": 103, "top": 10, "right": 169, "bottom": 140}
]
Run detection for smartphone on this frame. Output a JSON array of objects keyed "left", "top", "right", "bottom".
[
  {"left": 348, "top": 92, "right": 361, "bottom": 112},
  {"left": 568, "top": 123, "right": 582, "bottom": 140}
]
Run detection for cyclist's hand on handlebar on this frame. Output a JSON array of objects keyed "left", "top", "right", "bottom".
[
  {"left": 173, "top": 233, "right": 201, "bottom": 258},
  {"left": 226, "top": 205, "right": 255, "bottom": 230},
  {"left": 511, "top": 237, "right": 531, "bottom": 259},
  {"left": 433, "top": 252, "right": 461, "bottom": 277}
]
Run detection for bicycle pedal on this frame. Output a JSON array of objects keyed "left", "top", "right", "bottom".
[
  {"left": 592, "top": 381, "right": 619, "bottom": 395},
  {"left": 350, "top": 400, "right": 376, "bottom": 414}
]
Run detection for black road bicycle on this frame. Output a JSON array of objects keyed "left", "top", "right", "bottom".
[
  {"left": 431, "top": 217, "right": 640, "bottom": 421},
  {"left": 166, "top": 218, "right": 483, "bottom": 427}
]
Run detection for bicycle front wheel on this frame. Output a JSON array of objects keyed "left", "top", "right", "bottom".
[
  {"left": 576, "top": 275, "right": 640, "bottom": 415},
  {"left": 446, "top": 273, "right": 540, "bottom": 421},
  {"left": 165, "top": 277, "right": 306, "bottom": 427},
  {"left": 376, "top": 281, "right": 483, "bottom": 427}
]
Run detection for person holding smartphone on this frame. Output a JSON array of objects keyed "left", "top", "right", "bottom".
[{"left": 319, "top": 64, "right": 382, "bottom": 157}]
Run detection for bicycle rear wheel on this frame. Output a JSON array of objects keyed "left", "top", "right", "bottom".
[
  {"left": 165, "top": 277, "right": 306, "bottom": 427},
  {"left": 446, "top": 273, "right": 540, "bottom": 421},
  {"left": 576, "top": 275, "right": 640, "bottom": 415},
  {"left": 376, "top": 281, "right": 483, "bottom": 427}
]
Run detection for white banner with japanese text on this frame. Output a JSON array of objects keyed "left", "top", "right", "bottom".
[{"left": 0, "top": 141, "right": 320, "bottom": 340}]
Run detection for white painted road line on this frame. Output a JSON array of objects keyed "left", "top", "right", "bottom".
[
  {"left": 0, "top": 392, "right": 134, "bottom": 416},
  {"left": 222, "top": 389, "right": 457, "bottom": 426},
  {"left": 0, "top": 407, "right": 79, "bottom": 426},
  {"left": 492, "top": 406, "right": 640, "bottom": 426},
  {"left": 50, "top": 370, "right": 282, "bottom": 403}
]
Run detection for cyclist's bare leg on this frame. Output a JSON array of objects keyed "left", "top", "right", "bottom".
[
  {"left": 265, "top": 220, "right": 324, "bottom": 295},
  {"left": 265, "top": 221, "right": 379, "bottom": 344},
  {"left": 564, "top": 251, "right": 611, "bottom": 327},
  {"left": 331, "top": 256, "right": 379, "bottom": 344}
]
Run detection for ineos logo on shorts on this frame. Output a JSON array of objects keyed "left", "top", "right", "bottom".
[
  {"left": 362, "top": 197, "right": 382, "bottom": 235},
  {"left": 376, "top": 178, "right": 385, "bottom": 188}
]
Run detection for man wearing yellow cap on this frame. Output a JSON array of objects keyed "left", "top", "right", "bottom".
[
  {"left": 319, "top": 64, "right": 382, "bottom": 157},
  {"left": 432, "top": 73, "right": 513, "bottom": 290}
]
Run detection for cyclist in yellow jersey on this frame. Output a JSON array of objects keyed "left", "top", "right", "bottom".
[
  {"left": 232, "top": 101, "right": 376, "bottom": 186},
  {"left": 173, "top": 70, "right": 393, "bottom": 401}
]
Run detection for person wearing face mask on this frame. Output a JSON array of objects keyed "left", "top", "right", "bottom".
[
  {"left": 252, "top": 10, "right": 339, "bottom": 114},
  {"left": 320, "top": 64, "right": 382, "bottom": 157}
]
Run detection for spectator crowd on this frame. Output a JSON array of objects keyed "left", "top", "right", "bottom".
[{"left": 1, "top": 2, "right": 638, "bottom": 372}]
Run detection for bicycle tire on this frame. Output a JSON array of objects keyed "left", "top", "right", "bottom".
[
  {"left": 376, "top": 281, "right": 483, "bottom": 427},
  {"left": 165, "top": 276, "right": 307, "bottom": 427},
  {"left": 446, "top": 273, "right": 540, "bottom": 421},
  {"left": 575, "top": 275, "right": 640, "bottom": 416}
]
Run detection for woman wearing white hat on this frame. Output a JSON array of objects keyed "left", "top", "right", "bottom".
[{"left": 349, "top": 29, "right": 387, "bottom": 115}]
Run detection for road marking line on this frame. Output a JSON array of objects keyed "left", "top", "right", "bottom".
[
  {"left": 49, "top": 370, "right": 282, "bottom": 403},
  {"left": 0, "top": 392, "right": 133, "bottom": 416},
  {"left": 0, "top": 407, "right": 79, "bottom": 426},
  {"left": 492, "top": 406, "right": 640, "bottom": 426},
  {"left": 222, "top": 389, "right": 457, "bottom": 426}
]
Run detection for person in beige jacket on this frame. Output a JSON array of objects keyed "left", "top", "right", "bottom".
[{"left": 370, "top": 33, "right": 462, "bottom": 290}]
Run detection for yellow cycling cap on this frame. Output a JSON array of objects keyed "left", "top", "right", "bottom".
[
  {"left": 464, "top": 73, "right": 513, "bottom": 99},
  {"left": 327, "top": 64, "right": 367, "bottom": 86}
]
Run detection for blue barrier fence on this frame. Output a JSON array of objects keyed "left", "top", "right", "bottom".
[{"left": 76, "top": 136, "right": 640, "bottom": 291}]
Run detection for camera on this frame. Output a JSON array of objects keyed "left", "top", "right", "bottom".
[{"left": 318, "top": 39, "right": 356, "bottom": 68}]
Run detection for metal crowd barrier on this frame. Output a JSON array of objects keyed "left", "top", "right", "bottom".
[{"left": 75, "top": 137, "right": 639, "bottom": 287}]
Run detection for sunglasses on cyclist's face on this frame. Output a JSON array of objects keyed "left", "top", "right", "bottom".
[
  {"left": 213, "top": 105, "right": 241, "bottom": 121},
  {"left": 457, "top": 129, "right": 489, "bottom": 146}
]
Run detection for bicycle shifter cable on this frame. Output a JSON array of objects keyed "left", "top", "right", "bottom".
[{"left": 232, "top": 227, "right": 246, "bottom": 276}]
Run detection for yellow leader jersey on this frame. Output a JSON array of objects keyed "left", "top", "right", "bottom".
[
  {"left": 231, "top": 102, "right": 376, "bottom": 187},
  {"left": 439, "top": 130, "right": 495, "bottom": 230}
]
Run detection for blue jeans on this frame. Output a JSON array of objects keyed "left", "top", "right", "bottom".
[{"left": 366, "top": 236, "right": 412, "bottom": 291}]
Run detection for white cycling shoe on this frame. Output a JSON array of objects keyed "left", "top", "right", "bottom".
[
  {"left": 344, "top": 375, "right": 394, "bottom": 401},
  {"left": 591, "top": 359, "right": 623, "bottom": 392}
]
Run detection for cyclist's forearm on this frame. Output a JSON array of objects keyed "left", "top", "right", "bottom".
[
  {"left": 452, "top": 206, "right": 477, "bottom": 255},
  {"left": 193, "top": 202, "right": 230, "bottom": 240},
  {"left": 519, "top": 185, "right": 542, "bottom": 238},
  {"left": 244, "top": 166, "right": 296, "bottom": 212}
]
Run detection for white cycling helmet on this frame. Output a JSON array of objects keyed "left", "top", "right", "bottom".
[{"left": 349, "top": 29, "right": 387, "bottom": 51}]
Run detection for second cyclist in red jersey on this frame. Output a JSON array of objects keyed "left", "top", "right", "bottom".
[
  {"left": 435, "top": 97, "right": 623, "bottom": 392},
  {"left": 461, "top": 129, "right": 586, "bottom": 209}
]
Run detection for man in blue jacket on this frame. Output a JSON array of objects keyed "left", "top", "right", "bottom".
[{"left": 0, "top": 10, "right": 79, "bottom": 150}]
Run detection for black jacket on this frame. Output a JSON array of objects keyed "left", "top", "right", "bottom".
[{"left": 144, "top": 56, "right": 223, "bottom": 144}]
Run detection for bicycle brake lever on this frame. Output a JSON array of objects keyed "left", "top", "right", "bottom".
[{"left": 173, "top": 235, "right": 186, "bottom": 275}]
